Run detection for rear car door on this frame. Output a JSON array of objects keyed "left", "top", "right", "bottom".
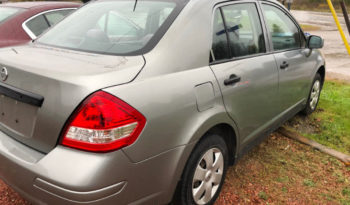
[
  {"left": 209, "top": 2, "right": 279, "bottom": 145},
  {"left": 261, "top": 3, "right": 313, "bottom": 112}
]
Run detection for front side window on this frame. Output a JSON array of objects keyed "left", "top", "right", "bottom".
[
  {"left": 38, "top": 0, "right": 180, "bottom": 55},
  {"left": 0, "top": 7, "right": 23, "bottom": 24},
  {"left": 221, "top": 3, "right": 266, "bottom": 58},
  {"left": 262, "top": 4, "right": 301, "bottom": 51}
]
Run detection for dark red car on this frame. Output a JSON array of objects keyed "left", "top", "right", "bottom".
[{"left": 0, "top": 1, "right": 81, "bottom": 48}]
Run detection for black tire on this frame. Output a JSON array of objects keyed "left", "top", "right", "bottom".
[
  {"left": 302, "top": 73, "right": 322, "bottom": 115},
  {"left": 177, "top": 134, "right": 229, "bottom": 205}
]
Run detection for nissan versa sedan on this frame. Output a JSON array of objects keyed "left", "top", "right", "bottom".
[
  {"left": 0, "top": 1, "right": 80, "bottom": 48},
  {"left": 0, "top": 0, "right": 324, "bottom": 204}
]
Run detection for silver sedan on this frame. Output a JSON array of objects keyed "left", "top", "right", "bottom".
[{"left": 0, "top": 0, "right": 324, "bottom": 204}]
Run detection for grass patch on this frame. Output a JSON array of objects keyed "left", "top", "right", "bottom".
[
  {"left": 282, "top": 187, "right": 288, "bottom": 193},
  {"left": 300, "top": 24, "right": 321, "bottom": 31},
  {"left": 306, "top": 80, "right": 350, "bottom": 155},
  {"left": 343, "top": 187, "right": 350, "bottom": 197},
  {"left": 303, "top": 179, "right": 315, "bottom": 187},
  {"left": 287, "top": 80, "right": 350, "bottom": 155},
  {"left": 258, "top": 191, "right": 268, "bottom": 200},
  {"left": 276, "top": 176, "right": 290, "bottom": 183}
]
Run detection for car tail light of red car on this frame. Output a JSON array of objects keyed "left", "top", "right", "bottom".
[{"left": 61, "top": 91, "right": 146, "bottom": 152}]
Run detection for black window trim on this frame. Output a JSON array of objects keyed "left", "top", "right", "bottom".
[
  {"left": 210, "top": 1, "right": 269, "bottom": 65},
  {"left": 219, "top": 7, "right": 232, "bottom": 59}
]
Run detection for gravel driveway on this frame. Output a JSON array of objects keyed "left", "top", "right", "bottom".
[
  {"left": 292, "top": 10, "right": 350, "bottom": 81},
  {"left": 0, "top": 181, "right": 29, "bottom": 205}
]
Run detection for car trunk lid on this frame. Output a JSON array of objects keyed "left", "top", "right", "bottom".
[{"left": 0, "top": 44, "right": 145, "bottom": 153}]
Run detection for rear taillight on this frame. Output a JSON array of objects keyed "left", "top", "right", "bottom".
[{"left": 61, "top": 91, "right": 146, "bottom": 152}]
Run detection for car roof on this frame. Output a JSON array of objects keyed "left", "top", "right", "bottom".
[{"left": 0, "top": 1, "right": 81, "bottom": 9}]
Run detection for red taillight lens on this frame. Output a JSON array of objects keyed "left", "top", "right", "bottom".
[{"left": 61, "top": 91, "right": 146, "bottom": 152}]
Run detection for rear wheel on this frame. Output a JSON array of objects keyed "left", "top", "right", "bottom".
[
  {"left": 177, "top": 134, "right": 229, "bottom": 205},
  {"left": 302, "top": 73, "right": 322, "bottom": 115}
]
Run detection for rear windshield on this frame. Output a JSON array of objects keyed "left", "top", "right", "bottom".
[
  {"left": 38, "top": 0, "right": 186, "bottom": 55},
  {"left": 0, "top": 7, "right": 22, "bottom": 24}
]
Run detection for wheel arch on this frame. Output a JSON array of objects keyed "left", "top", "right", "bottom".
[
  {"left": 317, "top": 65, "right": 326, "bottom": 86},
  {"left": 171, "top": 121, "right": 239, "bottom": 203},
  {"left": 202, "top": 123, "right": 238, "bottom": 165},
  {"left": 179, "top": 118, "right": 240, "bottom": 180}
]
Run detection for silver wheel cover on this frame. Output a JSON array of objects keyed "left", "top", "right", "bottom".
[
  {"left": 310, "top": 80, "right": 321, "bottom": 110},
  {"left": 192, "top": 148, "right": 224, "bottom": 205}
]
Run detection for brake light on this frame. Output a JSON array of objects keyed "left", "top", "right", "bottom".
[{"left": 61, "top": 91, "right": 146, "bottom": 152}]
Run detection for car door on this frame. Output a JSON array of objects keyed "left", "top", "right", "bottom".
[
  {"left": 261, "top": 3, "right": 314, "bottom": 112},
  {"left": 209, "top": 2, "right": 279, "bottom": 145}
]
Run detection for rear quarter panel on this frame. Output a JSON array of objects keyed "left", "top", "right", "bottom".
[{"left": 104, "top": 66, "right": 238, "bottom": 163}]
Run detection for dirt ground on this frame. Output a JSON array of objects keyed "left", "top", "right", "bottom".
[
  {"left": 0, "top": 181, "right": 29, "bottom": 205},
  {"left": 216, "top": 132, "right": 350, "bottom": 204}
]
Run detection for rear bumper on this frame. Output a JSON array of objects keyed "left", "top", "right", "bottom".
[{"left": 0, "top": 131, "right": 193, "bottom": 205}]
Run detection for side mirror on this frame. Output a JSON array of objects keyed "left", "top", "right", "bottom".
[{"left": 308, "top": 35, "right": 324, "bottom": 49}]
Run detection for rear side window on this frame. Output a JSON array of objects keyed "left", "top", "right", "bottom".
[
  {"left": 211, "top": 3, "right": 266, "bottom": 62},
  {"left": 25, "top": 15, "right": 50, "bottom": 37},
  {"left": 222, "top": 3, "right": 266, "bottom": 58},
  {"left": 262, "top": 4, "right": 301, "bottom": 51},
  {"left": 0, "top": 7, "right": 22, "bottom": 24},
  {"left": 45, "top": 9, "right": 74, "bottom": 26}
]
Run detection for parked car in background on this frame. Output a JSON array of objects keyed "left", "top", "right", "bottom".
[
  {"left": 0, "top": 1, "right": 80, "bottom": 48},
  {"left": 0, "top": 0, "right": 324, "bottom": 204}
]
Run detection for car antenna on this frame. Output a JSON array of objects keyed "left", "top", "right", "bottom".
[{"left": 133, "top": 0, "right": 138, "bottom": 11}]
